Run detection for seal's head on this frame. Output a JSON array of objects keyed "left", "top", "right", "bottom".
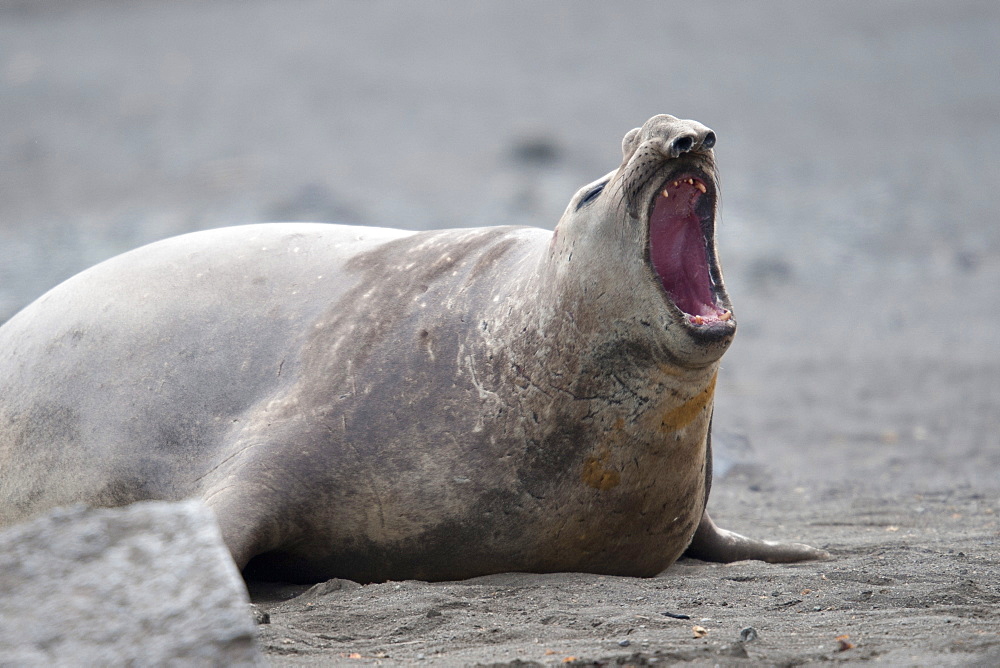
[{"left": 556, "top": 114, "right": 735, "bottom": 367}]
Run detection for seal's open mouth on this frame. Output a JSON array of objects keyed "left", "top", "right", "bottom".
[{"left": 648, "top": 173, "right": 731, "bottom": 327}]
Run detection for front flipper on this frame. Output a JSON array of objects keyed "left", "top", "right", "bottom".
[
  {"left": 686, "top": 420, "right": 828, "bottom": 564},
  {"left": 684, "top": 510, "right": 828, "bottom": 563}
]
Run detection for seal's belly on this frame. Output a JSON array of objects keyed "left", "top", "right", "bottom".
[
  {"left": 245, "top": 417, "right": 710, "bottom": 583},
  {"left": 249, "top": 484, "right": 706, "bottom": 582}
]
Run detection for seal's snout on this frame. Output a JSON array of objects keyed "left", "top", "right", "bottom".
[
  {"left": 660, "top": 128, "right": 716, "bottom": 159},
  {"left": 625, "top": 114, "right": 716, "bottom": 162},
  {"left": 614, "top": 115, "right": 734, "bottom": 344}
]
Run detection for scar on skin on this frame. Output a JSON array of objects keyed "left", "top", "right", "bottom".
[
  {"left": 582, "top": 447, "right": 621, "bottom": 491},
  {"left": 658, "top": 372, "right": 717, "bottom": 432}
]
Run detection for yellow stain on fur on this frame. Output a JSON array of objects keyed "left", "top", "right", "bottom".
[
  {"left": 582, "top": 448, "right": 621, "bottom": 490},
  {"left": 659, "top": 372, "right": 717, "bottom": 432}
]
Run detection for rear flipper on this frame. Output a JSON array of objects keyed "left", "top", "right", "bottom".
[{"left": 684, "top": 511, "right": 829, "bottom": 563}]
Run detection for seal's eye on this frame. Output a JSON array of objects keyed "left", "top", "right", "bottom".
[{"left": 576, "top": 181, "right": 606, "bottom": 210}]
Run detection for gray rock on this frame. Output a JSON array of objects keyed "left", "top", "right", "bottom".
[{"left": 0, "top": 500, "right": 263, "bottom": 666}]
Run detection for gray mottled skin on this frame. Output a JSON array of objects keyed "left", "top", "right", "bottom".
[{"left": 0, "top": 115, "right": 825, "bottom": 583}]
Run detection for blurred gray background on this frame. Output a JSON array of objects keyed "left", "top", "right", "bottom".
[{"left": 2, "top": 1, "right": 998, "bottom": 491}]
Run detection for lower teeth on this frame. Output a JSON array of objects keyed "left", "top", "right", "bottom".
[{"left": 688, "top": 310, "right": 732, "bottom": 325}]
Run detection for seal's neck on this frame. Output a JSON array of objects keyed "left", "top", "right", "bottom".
[{"left": 488, "top": 227, "right": 723, "bottom": 408}]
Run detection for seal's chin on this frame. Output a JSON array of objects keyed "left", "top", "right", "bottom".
[{"left": 648, "top": 173, "right": 732, "bottom": 332}]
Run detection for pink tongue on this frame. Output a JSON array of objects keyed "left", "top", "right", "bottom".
[{"left": 649, "top": 183, "right": 718, "bottom": 317}]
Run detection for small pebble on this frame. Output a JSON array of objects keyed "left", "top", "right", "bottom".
[
  {"left": 739, "top": 626, "right": 758, "bottom": 643},
  {"left": 248, "top": 604, "right": 270, "bottom": 625},
  {"left": 618, "top": 639, "right": 630, "bottom": 647}
]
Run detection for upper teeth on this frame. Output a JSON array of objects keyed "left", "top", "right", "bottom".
[{"left": 663, "top": 178, "right": 707, "bottom": 195}]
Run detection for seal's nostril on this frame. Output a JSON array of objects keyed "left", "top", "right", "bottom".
[
  {"left": 672, "top": 136, "right": 694, "bottom": 154},
  {"left": 702, "top": 132, "right": 716, "bottom": 149}
]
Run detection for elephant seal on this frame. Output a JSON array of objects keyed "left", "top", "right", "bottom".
[{"left": 0, "top": 115, "right": 825, "bottom": 583}]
